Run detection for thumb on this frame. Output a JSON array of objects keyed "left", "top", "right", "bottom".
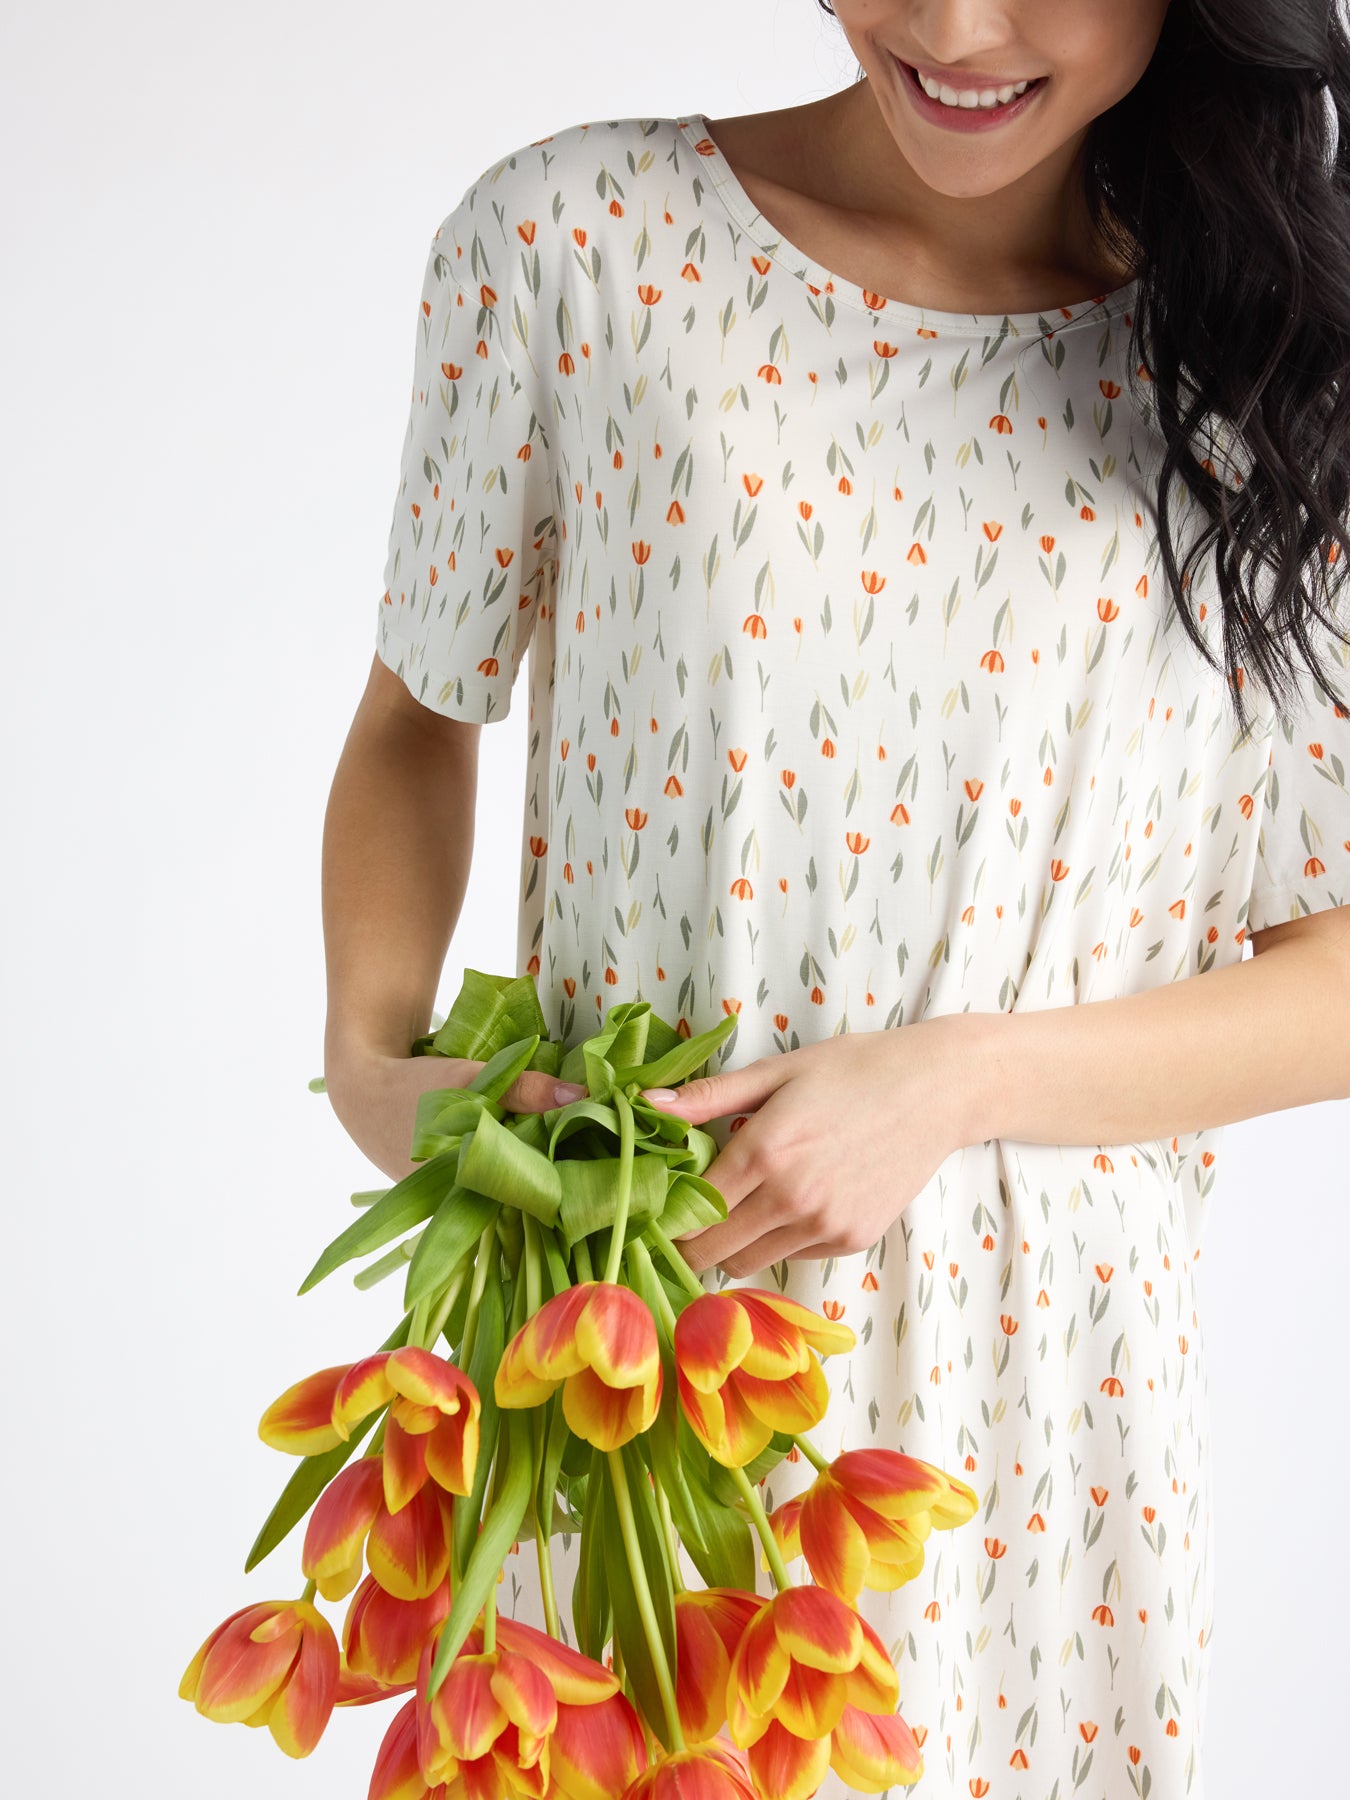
[{"left": 639, "top": 1058, "right": 783, "bottom": 1124}]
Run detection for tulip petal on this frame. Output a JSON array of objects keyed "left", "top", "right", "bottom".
[
  {"left": 747, "top": 1718, "right": 832, "bottom": 1800},
  {"left": 266, "top": 1603, "right": 340, "bottom": 1758},
  {"left": 574, "top": 1283, "right": 660, "bottom": 1389},
  {"left": 367, "top": 1479, "right": 451, "bottom": 1601},
  {"left": 732, "top": 1294, "right": 810, "bottom": 1381},
  {"left": 493, "top": 1614, "right": 621, "bottom": 1706},
  {"left": 435, "top": 1653, "right": 508, "bottom": 1761},
  {"left": 774, "top": 1660, "right": 849, "bottom": 1742},
  {"left": 549, "top": 1689, "right": 647, "bottom": 1800},
  {"left": 494, "top": 1324, "right": 558, "bottom": 1407},
  {"left": 302, "top": 1458, "right": 385, "bottom": 1602},
  {"left": 799, "top": 1480, "right": 872, "bottom": 1606},
  {"left": 424, "top": 1408, "right": 479, "bottom": 1497},
  {"left": 730, "top": 1355, "right": 830, "bottom": 1434},
  {"left": 676, "top": 1365, "right": 775, "bottom": 1468},
  {"left": 673, "top": 1293, "right": 755, "bottom": 1392},
  {"left": 491, "top": 1646, "right": 558, "bottom": 1747},
  {"left": 770, "top": 1586, "right": 861, "bottom": 1676},
  {"left": 734, "top": 1289, "right": 857, "bottom": 1357},
  {"left": 386, "top": 1346, "right": 477, "bottom": 1416},
  {"left": 728, "top": 1599, "right": 790, "bottom": 1720},
  {"left": 258, "top": 1365, "right": 353, "bottom": 1456},
  {"left": 845, "top": 1615, "right": 900, "bottom": 1715},
  {"left": 179, "top": 1603, "right": 258, "bottom": 1701},
  {"left": 562, "top": 1362, "right": 641, "bottom": 1451},
  {"left": 368, "top": 1697, "right": 434, "bottom": 1800},
  {"left": 332, "top": 1353, "right": 395, "bottom": 1440},
  {"left": 382, "top": 1416, "right": 431, "bottom": 1514},
  {"left": 674, "top": 1594, "right": 735, "bottom": 1742},
  {"left": 829, "top": 1702, "right": 923, "bottom": 1791},
  {"left": 767, "top": 1497, "right": 803, "bottom": 1564},
  {"left": 518, "top": 1283, "right": 594, "bottom": 1381},
  {"left": 192, "top": 1603, "right": 303, "bottom": 1724},
  {"left": 343, "top": 1573, "right": 450, "bottom": 1687}
]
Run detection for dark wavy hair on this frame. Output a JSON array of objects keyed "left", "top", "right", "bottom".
[{"left": 814, "top": 0, "right": 1350, "bottom": 737}]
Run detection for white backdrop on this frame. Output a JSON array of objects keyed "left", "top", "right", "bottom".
[{"left": 4, "top": 3, "right": 1346, "bottom": 1794}]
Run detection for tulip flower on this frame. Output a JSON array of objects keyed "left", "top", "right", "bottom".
[
  {"left": 258, "top": 1347, "right": 481, "bottom": 1515},
  {"left": 673, "top": 1289, "right": 854, "bottom": 1468},
  {"left": 673, "top": 1587, "right": 763, "bottom": 1742},
  {"left": 483, "top": 1614, "right": 647, "bottom": 1800},
  {"left": 623, "top": 1737, "right": 757, "bottom": 1800},
  {"left": 414, "top": 1636, "right": 556, "bottom": 1795},
  {"left": 302, "top": 1454, "right": 454, "bottom": 1602},
  {"left": 724, "top": 1585, "right": 919, "bottom": 1799},
  {"left": 178, "top": 1598, "right": 339, "bottom": 1759},
  {"left": 767, "top": 1448, "right": 979, "bottom": 1607},
  {"left": 494, "top": 1279, "right": 661, "bottom": 1451},
  {"left": 342, "top": 1573, "right": 451, "bottom": 1687},
  {"left": 368, "top": 1695, "right": 442, "bottom": 1800}
]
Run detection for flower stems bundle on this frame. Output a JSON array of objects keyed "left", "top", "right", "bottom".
[{"left": 180, "top": 969, "right": 979, "bottom": 1798}]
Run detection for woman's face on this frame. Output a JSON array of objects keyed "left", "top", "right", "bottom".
[{"left": 831, "top": 0, "right": 1172, "bottom": 199}]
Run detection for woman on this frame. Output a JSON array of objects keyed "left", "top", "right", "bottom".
[{"left": 323, "top": 2, "right": 1350, "bottom": 1793}]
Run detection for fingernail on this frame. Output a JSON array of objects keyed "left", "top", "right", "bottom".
[
  {"left": 554, "top": 1082, "right": 587, "bottom": 1104},
  {"left": 640, "top": 1088, "right": 677, "bottom": 1105}
]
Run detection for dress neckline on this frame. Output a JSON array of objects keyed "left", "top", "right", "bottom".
[{"left": 676, "top": 111, "right": 1139, "bottom": 339}]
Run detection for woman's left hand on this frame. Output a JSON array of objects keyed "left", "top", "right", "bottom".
[{"left": 640, "top": 1015, "right": 978, "bottom": 1277}]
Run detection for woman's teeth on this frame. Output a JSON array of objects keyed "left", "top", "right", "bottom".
[{"left": 916, "top": 70, "right": 1035, "bottom": 109}]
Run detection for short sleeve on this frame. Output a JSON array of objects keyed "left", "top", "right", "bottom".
[
  {"left": 374, "top": 212, "right": 557, "bottom": 723},
  {"left": 1245, "top": 630, "right": 1350, "bottom": 929}
]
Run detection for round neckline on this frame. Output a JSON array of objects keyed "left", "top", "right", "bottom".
[{"left": 677, "top": 111, "right": 1138, "bottom": 338}]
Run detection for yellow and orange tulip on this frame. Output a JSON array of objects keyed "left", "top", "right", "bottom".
[
  {"left": 494, "top": 1279, "right": 661, "bottom": 1451},
  {"left": 258, "top": 1347, "right": 481, "bottom": 1515},
  {"left": 673, "top": 1586, "right": 763, "bottom": 1742},
  {"left": 673, "top": 1289, "right": 854, "bottom": 1468},
  {"left": 724, "top": 1585, "right": 920, "bottom": 1798},
  {"left": 342, "top": 1572, "right": 451, "bottom": 1688},
  {"left": 767, "top": 1448, "right": 978, "bottom": 1607},
  {"left": 623, "top": 1737, "right": 757, "bottom": 1800},
  {"left": 302, "top": 1454, "right": 454, "bottom": 1602},
  {"left": 178, "top": 1598, "right": 339, "bottom": 1759},
  {"left": 415, "top": 1637, "right": 556, "bottom": 1797}
]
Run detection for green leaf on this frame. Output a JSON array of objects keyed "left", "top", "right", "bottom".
[
  {"left": 574, "top": 1442, "right": 612, "bottom": 1661},
  {"left": 409, "top": 1088, "right": 501, "bottom": 1161},
  {"left": 430, "top": 968, "right": 549, "bottom": 1061},
  {"left": 556, "top": 1154, "right": 666, "bottom": 1247},
  {"left": 466, "top": 1033, "right": 542, "bottom": 1104},
  {"left": 601, "top": 1439, "right": 677, "bottom": 1745},
  {"left": 244, "top": 1312, "right": 412, "bottom": 1571},
  {"left": 609, "top": 1010, "right": 737, "bottom": 1092},
  {"left": 677, "top": 1424, "right": 755, "bottom": 1590},
  {"left": 428, "top": 1408, "right": 534, "bottom": 1701},
  {"left": 402, "top": 1188, "right": 499, "bottom": 1310},
  {"left": 298, "top": 1152, "right": 460, "bottom": 1294},
  {"left": 452, "top": 1270, "right": 506, "bottom": 1578},
  {"left": 650, "top": 1174, "right": 727, "bottom": 1240},
  {"left": 456, "top": 1112, "right": 562, "bottom": 1227}
]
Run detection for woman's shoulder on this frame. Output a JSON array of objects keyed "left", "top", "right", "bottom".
[{"left": 435, "top": 113, "right": 690, "bottom": 253}]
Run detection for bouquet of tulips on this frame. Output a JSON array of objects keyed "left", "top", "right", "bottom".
[{"left": 180, "top": 968, "right": 978, "bottom": 1799}]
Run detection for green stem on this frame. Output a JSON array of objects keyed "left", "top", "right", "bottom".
[
  {"left": 484, "top": 1572, "right": 496, "bottom": 1655},
  {"left": 522, "top": 1212, "right": 542, "bottom": 1316},
  {"left": 726, "top": 1463, "right": 792, "bottom": 1592},
  {"left": 653, "top": 1476, "right": 685, "bottom": 1596},
  {"left": 605, "top": 1447, "right": 685, "bottom": 1753},
  {"left": 645, "top": 1221, "right": 707, "bottom": 1300},
  {"left": 574, "top": 1236, "right": 595, "bottom": 1282},
  {"left": 628, "top": 1238, "right": 680, "bottom": 1336},
  {"left": 300, "top": 1578, "right": 317, "bottom": 1605},
  {"left": 422, "top": 1256, "right": 472, "bottom": 1351},
  {"left": 792, "top": 1432, "right": 831, "bottom": 1473},
  {"left": 535, "top": 1503, "right": 560, "bottom": 1639},
  {"left": 458, "top": 1221, "right": 499, "bottom": 1369},
  {"left": 603, "top": 1088, "right": 636, "bottom": 1286}
]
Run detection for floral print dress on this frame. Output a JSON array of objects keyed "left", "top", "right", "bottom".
[{"left": 374, "top": 112, "right": 1350, "bottom": 1800}]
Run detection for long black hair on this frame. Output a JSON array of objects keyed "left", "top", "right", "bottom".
[{"left": 814, "top": 0, "right": 1350, "bottom": 737}]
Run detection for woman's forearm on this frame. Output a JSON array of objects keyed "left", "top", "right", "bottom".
[
  {"left": 321, "top": 704, "right": 478, "bottom": 1081},
  {"left": 955, "top": 930, "right": 1350, "bottom": 1148}
]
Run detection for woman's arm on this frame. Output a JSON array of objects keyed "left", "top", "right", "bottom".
[{"left": 962, "top": 905, "right": 1350, "bottom": 1148}]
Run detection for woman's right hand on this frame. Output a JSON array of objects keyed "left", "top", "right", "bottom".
[{"left": 324, "top": 1050, "right": 587, "bottom": 1186}]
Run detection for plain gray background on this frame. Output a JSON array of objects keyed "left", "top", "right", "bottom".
[{"left": 4, "top": 2, "right": 1346, "bottom": 1793}]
